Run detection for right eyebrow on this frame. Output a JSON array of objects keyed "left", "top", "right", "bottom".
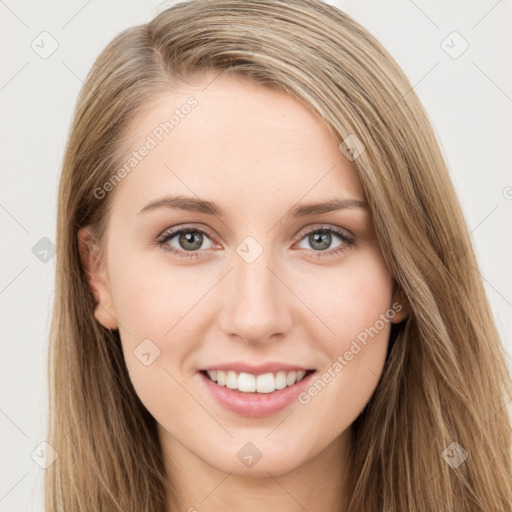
[{"left": 137, "top": 196, "right": 223, "bottom": 216}]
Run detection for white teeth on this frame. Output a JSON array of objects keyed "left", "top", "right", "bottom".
[
  {"left": 296, "top": 370, "right": 306, "bottom": 382},
  {"left": 216, "top": 370, "right": 226, "bottom": 386},
  {"left": 286, "top": 371, "right": 297, "bottom": 386},
  {"left": 256, "top": 373, "right": 275, "bottom": 393},
  {"left": 205, "top": 369, "right": 311, "bottom": 393},
  {"left": 275, "top": 371, "right": 287, "bottom": 390},
  {"left": 226, "top": 371, "right": 238, "bottom": 389},
  {"left": 238, "top": 372, "right": 256, "bottom": 392}
]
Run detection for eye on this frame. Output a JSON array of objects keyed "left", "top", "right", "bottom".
[
  {"left": 295, "top": 225, "right": 355, "bottom": 258},
  {"left": 156, "top": 226, "right": 215, "bottom": 258},
  {"left": 156, "top": 224, "right": 355, "bottom": 260}
]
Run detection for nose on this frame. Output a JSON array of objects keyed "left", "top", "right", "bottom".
[{"left": 218, "top": 247, "right": 293, "bottom": 345}]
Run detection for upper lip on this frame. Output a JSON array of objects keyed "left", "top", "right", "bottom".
[{"left": 200, "top": 362, "right": 315, "bottom": 376}]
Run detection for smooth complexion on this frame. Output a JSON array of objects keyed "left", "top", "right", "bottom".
[{"left": 79, "top": 72, "right": 409, "bottom": 512}]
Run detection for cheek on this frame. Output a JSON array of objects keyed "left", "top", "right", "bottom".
[
  {"left": 108, "top": 258, "right": 206, "bottom": 421},
  {"left": 295, "top": 252, "right": 394, "bottom": 429},
  {"left": 305, "top": 250, "right": 394, "bottom": 343},
  {"left": 108, "top": 254, "right": 220, "bottom": 401},
  {"left": 109, "top": 252, "right": 210, "bottom": 338}
]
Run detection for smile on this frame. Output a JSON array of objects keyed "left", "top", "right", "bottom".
[
  {"left": 201, "top": 369, "right": 313, "bottom": 393},
  {"left": 198, "top": 368, "right": 317, "bottom": 417}
]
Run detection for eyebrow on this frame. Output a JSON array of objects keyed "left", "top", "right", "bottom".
[{"left": 137, "top": 195, "right": 368, "bottom": 217}]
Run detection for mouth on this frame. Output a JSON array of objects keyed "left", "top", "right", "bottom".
[
  {"left": 198, "top": 367, "right": 317, "bottom": 417},
  {"left": 199, "top": 369, "right": 316, "bottom": 394}
]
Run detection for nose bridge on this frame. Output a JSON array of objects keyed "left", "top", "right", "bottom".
[{"left": 219, "top": 239, "right": 292, "bottom": 343}]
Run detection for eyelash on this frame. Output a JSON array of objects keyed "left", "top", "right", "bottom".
[{"left": 156, "top": 224, "right": 355, "bottom": 260}]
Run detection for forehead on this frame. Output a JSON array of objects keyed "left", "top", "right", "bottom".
[{"left": 111, "top": 73, "right": 365, "bottom": 216}]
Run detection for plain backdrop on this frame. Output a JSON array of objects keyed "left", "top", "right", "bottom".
[{"left": 1, "top": 0, "right": 511, "bottom": 510}]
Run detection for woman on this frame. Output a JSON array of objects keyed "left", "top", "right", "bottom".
[{"left": 46, "top": 0, "right": 512, "bottom": 510}]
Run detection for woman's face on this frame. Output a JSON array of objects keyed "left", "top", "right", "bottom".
[{"left": 80, "top": 72, "right": 407, "bottom": 478}]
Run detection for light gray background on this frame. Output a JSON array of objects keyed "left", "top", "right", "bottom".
[{"left": 1, "top": 1, "right": 511, "bottom": 510}]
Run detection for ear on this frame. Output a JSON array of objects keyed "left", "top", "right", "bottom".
[
  {"left": 390, "top": 281, "right": 411, "bottom": 324},
  {"left": 77, "top": 226, "right": 119, "bottom": 330}
]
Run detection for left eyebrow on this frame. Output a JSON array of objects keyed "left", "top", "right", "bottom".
[
  {"left": 137, "top": 195, "right": 368, "bottom": 218},
  {"left": 288, "top": 198, "right": 368, "bottom": 217}
]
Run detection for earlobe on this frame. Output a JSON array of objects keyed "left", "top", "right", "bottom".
[
  {"left": 77, "top": 226, "right": 119, "bottom": 330},
  {"left": 93, "top": 302, "right": 119, "bottom": 331},
  {"left": 390, "top": 283, "right": 411, "bottom": 324}
]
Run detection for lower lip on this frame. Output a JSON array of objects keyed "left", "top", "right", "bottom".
[{"left": 198, "top": 371, "right": 316, "bottom": 417}]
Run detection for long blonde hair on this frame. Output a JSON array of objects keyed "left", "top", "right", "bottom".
[{"left": 47, "top": 0, "right": 512, "bottom": 510}]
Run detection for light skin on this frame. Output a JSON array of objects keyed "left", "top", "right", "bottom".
[{"left": 79, "top": 72, "right": 409, "bottom": 511}]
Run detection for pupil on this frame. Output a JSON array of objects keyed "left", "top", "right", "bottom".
[
  {"left": 179, "top": 230, "right": 202, "bottom": 251},
  {"left": 310, "top": 231, "right": 331, "bottom": 250}
]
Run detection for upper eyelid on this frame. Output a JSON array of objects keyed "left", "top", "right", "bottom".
[
  {"left": 299, "top": 224, "right": 352, "bottom": 238},
  {"left": 158, "top": 224, "right": 216, "bottom": 242}
]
